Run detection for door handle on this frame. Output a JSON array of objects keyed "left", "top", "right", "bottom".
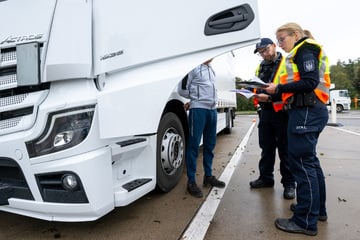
[
  {"left": 204, "top": 4, "right": 255, "bottom": 36},
  {"left": 208, "top": 14, "right": 248, "bottom": 27}
]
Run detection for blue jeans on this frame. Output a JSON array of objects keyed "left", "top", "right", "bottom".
[
  {"left": 186, "top": 108, "right": 217, "bottom": 183},
  {"left": 287, "top": 102, "right": 328, "bottom": 231}
]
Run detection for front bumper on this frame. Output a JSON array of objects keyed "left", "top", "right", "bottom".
[{"left": 0, "top": 146, "right": 115, "bottom": 222}]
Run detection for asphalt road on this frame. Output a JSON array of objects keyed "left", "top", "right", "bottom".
[
  {"left": 0, "top": 113, "right": 252, "bottom": 240},
  {"left": 204, "top": 110, "right": 360, "bottom": 240},
  {"left": 1, "top": 111, "right": 359, "bottom": 240}
]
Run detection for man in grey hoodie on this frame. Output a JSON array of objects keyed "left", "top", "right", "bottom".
[{"left": 178, "top": 59, "right": 225, "bottom": 198}]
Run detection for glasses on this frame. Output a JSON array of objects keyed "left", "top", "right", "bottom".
[
  {"left": 277, "top": 32, "right": 294, "bottom": 45},
  {"left": 257, "top": 45, "right": 271, "bottom": 56}
]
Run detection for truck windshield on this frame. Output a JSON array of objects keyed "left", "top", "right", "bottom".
[{"left": 339, "top": 91, "right": 349, "bottom": 97}]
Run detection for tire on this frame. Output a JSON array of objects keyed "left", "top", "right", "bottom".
[
  {"left": 336, "top": 104, "right": 343, "bottom": 113},
  {"left": 156, "top": 112, "right": 185, "bottom": 192},
  {"left": 223, "top": 108, "right": 234, "bottom": 134}
]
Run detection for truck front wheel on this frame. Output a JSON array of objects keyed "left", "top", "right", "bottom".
[
  {"left": 156, "top": 112, "right": 185, "bottom": 192},
  {"left": 336, "top": 104, "right": 343, "bottom": 113}
]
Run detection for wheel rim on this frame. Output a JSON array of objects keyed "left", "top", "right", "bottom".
[
  {"left": 336, "top": 105, "right": 342, "bottom": 112},
  {"left": 160, "top": 127, "right": 184, "bottom": 175}
]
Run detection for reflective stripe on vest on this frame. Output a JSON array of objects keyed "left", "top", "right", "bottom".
[
  {"left": 253, "top": 66, "right": 260, "bottom": 107},
  {"left": 271, "top": 56, "right": 286, "bottom": 112},
  {"left": 252, "top": 88, "right": 259, "bottom": 107},
  {"left": 279, "top": 39, "right": 331, "bottom": 104},
  {"left": 255, "top": 56, "right": 286, "bottom": 112}
]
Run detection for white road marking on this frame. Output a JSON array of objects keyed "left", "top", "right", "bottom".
[
  {"left": 180, "top": 120, "right": 256, "bottom": 240},
  {"left": 329, "top": 126, "right": 360, "bottom": 136}
]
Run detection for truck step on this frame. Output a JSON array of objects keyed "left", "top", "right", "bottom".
[{"left": 122, "top": 178, "right": 152, "bottom": 192}]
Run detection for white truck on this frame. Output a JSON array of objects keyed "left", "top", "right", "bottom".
[
  {"left": 329, "top": 89, "right": 351, "bottom": 112},
  {"left": 0, "top": 0, "right": 260, "bottom": 221}
]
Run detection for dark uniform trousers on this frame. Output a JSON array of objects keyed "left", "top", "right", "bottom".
[
  {"left": 258, "top": 107, "right": 295, "bottom": 188},
  {"left": 287, "top": 100, "right": 328, "bottom": 231}
]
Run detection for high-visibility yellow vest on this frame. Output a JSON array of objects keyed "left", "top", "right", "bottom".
[
  {"left": 255, "top": 56, "right": 285, "bottom": 112},
  {"left": 278, "top": 39, "right": 331, "bottom": 104}
]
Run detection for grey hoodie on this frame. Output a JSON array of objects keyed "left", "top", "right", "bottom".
[{"left": 178, "top": 63, "right": 217, "bottom": 110}]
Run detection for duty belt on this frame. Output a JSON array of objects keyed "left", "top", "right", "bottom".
[{"left": 283, "top": 92, "right": 319, "bottom": 110}]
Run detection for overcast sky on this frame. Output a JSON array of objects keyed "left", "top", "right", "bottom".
[{"left": 234, "top": 0, "right": 360, "bottom": 80}]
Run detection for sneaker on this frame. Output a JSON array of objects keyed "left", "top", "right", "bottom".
[
  {"left": 283, "top": 186, "right": 295, "bottom": 199},
  {"left": 318, "top": 215, "right": 328, "bottom": 222},
  {"left": 290, "top": 203, "right": 328, "bottom": 221},
  {"left": 203, "top": 176, "right": 226, "bottom": 188},
  {"left": 290, "top": 203, "right": 296, "bottom": 212},
  {"left": 275, "top": 218, "right": 317, "bottom": 236},
  {"left": 187, "top": 182, "right": 203, "bottom": 198},
  {"left": 249, "top": 178, "right": 274, "bottom": 188}
]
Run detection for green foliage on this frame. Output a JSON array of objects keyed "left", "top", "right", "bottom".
[
  {"left": 331, "top": 58, "right": 360, "bottom": 98},
  {"left": 234, "top": 76, "right": 257, "bottom": 111},
  {"left": 236, "top": 95, "right": 256, "bottom": 111},
  {"left": 330, "top": 64, "right": 354, "bottom": 91}
]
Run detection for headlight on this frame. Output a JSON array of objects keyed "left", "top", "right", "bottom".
[{"left": 26, "top": 105, "right": 95, "bottom": 158}]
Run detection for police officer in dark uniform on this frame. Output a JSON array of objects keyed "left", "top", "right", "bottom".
[
  {"left": 249, "top": 38, "right": 295, "bottom": 199},
  {"left": 267, "top": 23, "right": 330, "bottom": 236}
]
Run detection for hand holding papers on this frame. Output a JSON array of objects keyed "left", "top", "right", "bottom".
[
  {"left": 229, "top": 89, "right": 255, "bottom": 99},
  {"left": 232, "top": 76, "right": 268, "bottom": 99},
  {"left": 235, "top": 76, "right": 268, "bottom": 89}
]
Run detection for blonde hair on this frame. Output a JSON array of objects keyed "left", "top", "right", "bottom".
[
  {"left": 276, "top": 22, "right": 305, "bottom": 38},
  {"left": 304, "top": 29, "right": 314, "bottom": 39}
]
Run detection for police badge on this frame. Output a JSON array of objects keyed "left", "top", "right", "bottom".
[{"left": 304, "top": 59, "right": 315, "bottom": 72}]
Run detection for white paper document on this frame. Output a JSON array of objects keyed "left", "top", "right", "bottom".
[
  {"left": 235, "top": 76, "right": 268, "bottom": 88},
  {"left": 229, "top": 89, "right": 255, "bottom": 99}
]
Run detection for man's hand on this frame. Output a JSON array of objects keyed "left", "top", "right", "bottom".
[
  {"left": 254, "top": 93, "right": 271, "bottom": 102},
  {"left": 184, "top": 102, "right": 190, "bottom": 110},
  {"left": 265, "top": 83, "right": 277, "bottom": 94}
]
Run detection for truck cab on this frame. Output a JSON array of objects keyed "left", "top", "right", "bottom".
[
  {"left": 0, "top": 0, "right": 260, "bottom": 221},
  {"left": 329, "top": 89, "right": 351, "bottom": 113}
]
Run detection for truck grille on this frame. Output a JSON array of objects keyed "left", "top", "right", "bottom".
[
  {"left": 0, "top": 47, "right": 17, "bottom": 91},
  {"left": 1, "top": 47, "right": 17, "bottom": 62},
  {"left": 0, "top": 45, "right": 49, "bottom": 135},
  {"left": 0, "top": 93, "right": 28, "bottom": 107},
  {"left": 0, "top": 117, "right": 21, "bottom": 130},
  {"left": 0, "top": 73, "right": 17, "bottom": 87}
]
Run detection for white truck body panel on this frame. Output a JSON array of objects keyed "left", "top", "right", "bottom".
[
  {"left": 0, "top": 0, "right": 260, "bottom": 221},
  {"left": 94, "top": 0, "right": 260, "bottom": 137},
  {"left": 45, "top": 0, "right": 92, "bottom": 81},
  {"left": 92, "top": 0, "right": 260, "bottom": 75},
  {"left": 0, "top": 0, "right": 54, "bottom": 45}
]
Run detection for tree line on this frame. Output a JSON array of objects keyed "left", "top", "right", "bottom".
[{"left": 236, "top": 58, "right": 360, "bottom": 111}]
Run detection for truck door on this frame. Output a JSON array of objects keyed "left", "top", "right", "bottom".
[{"left": 92, "top": 0, "right": 260, "bottom": 75}]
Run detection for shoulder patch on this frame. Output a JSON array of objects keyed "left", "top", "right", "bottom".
[{"left": 304, "top": 59, "right": 315, "bottom": 72}]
